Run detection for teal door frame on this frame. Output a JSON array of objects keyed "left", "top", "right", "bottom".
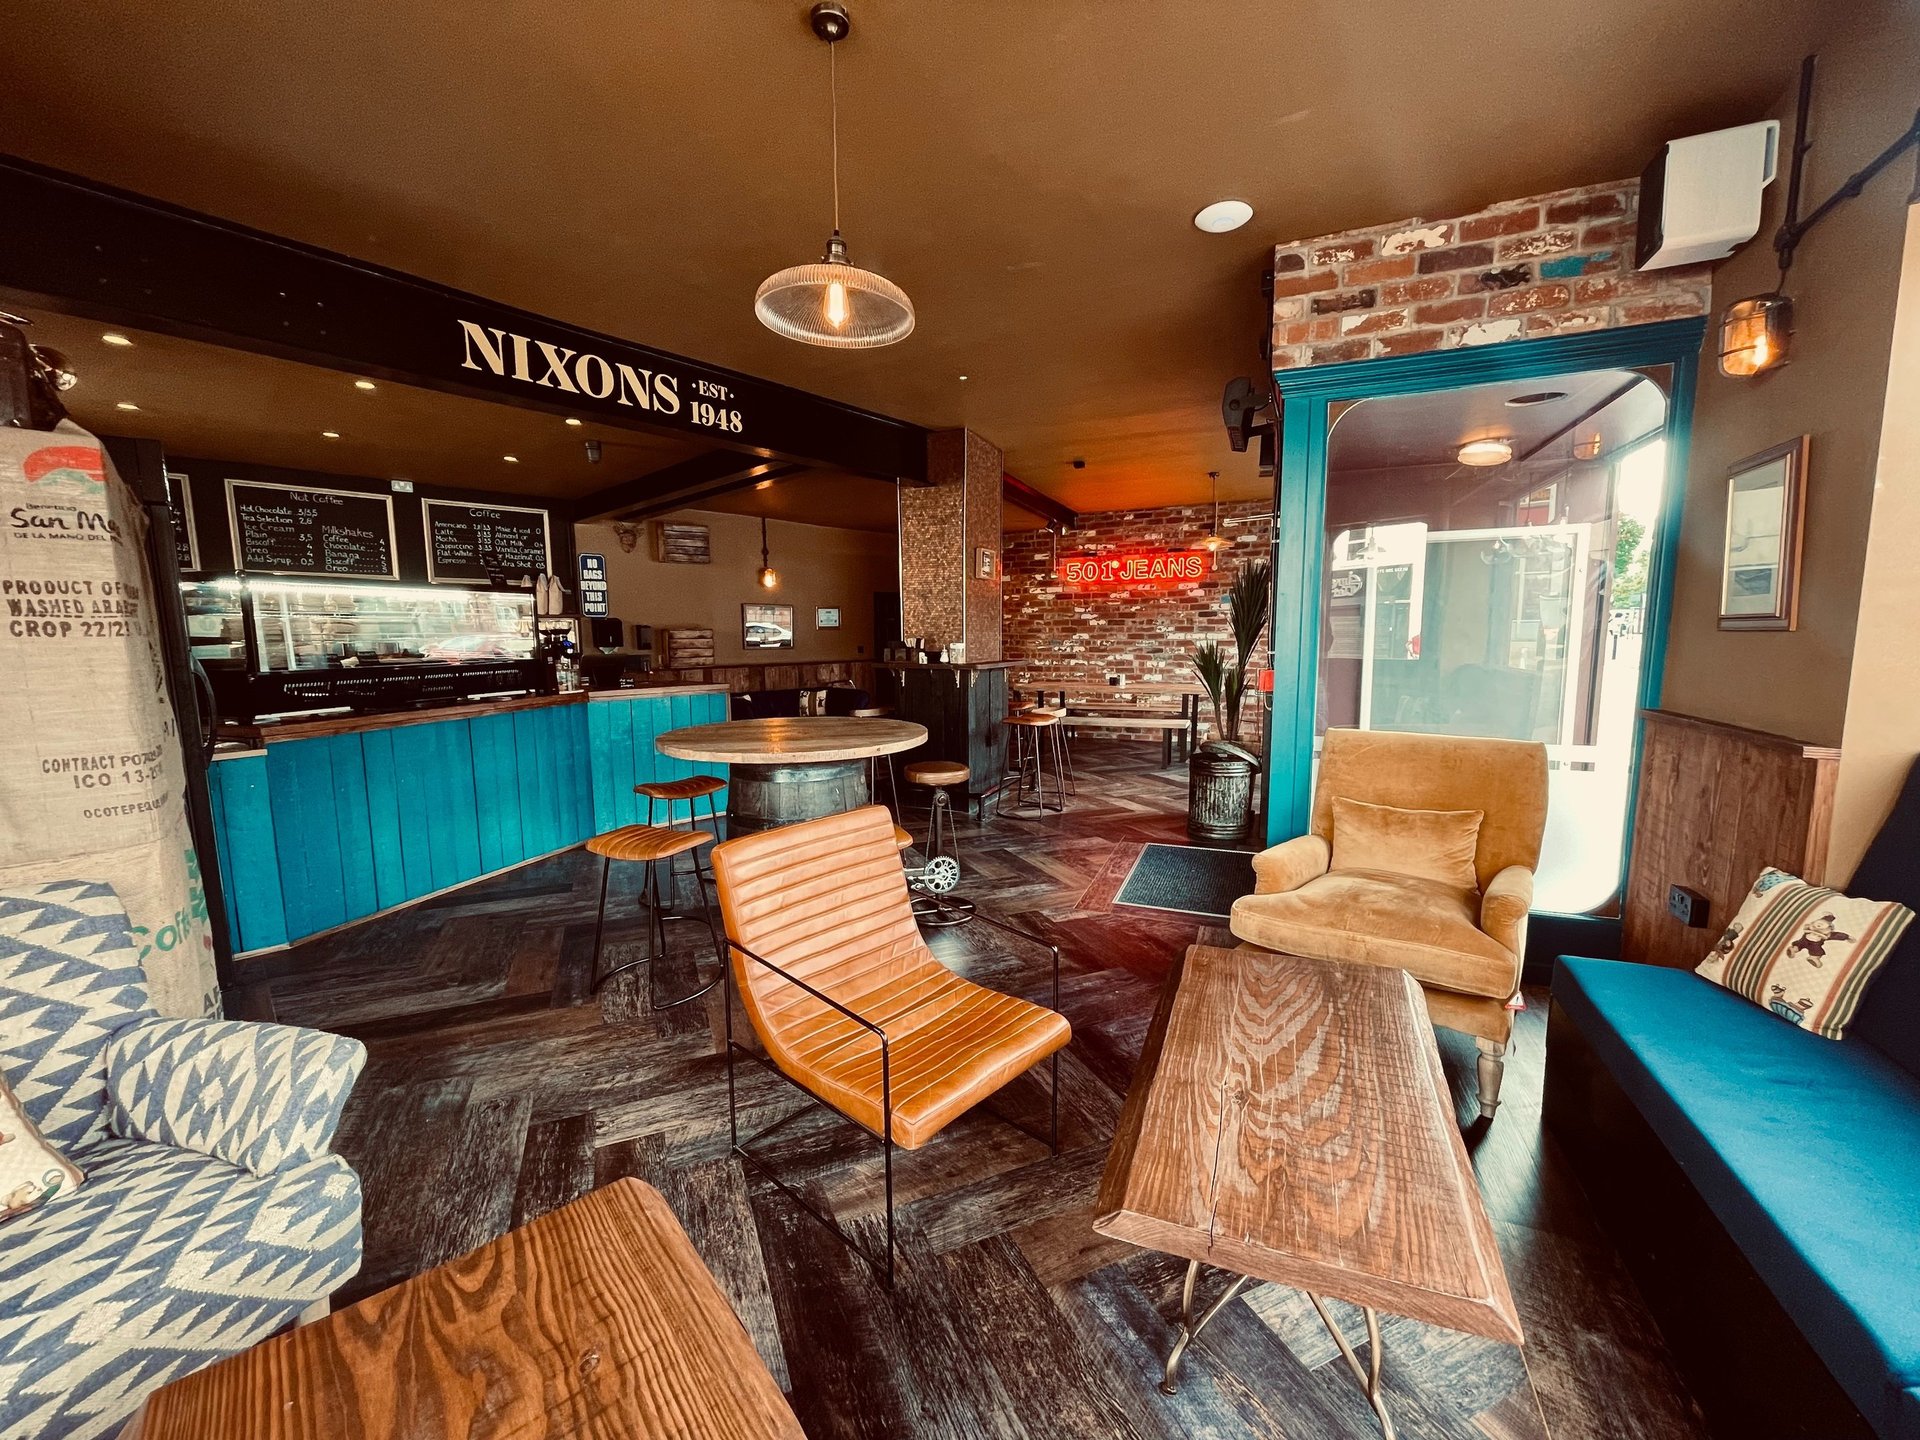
[{"left": 1262, "top": 318, "right": 1708, "bottom": 888}]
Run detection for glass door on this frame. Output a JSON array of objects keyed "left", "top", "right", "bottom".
[{"left": 1313, "top": 368, "right": 1670, "bottom": 913}]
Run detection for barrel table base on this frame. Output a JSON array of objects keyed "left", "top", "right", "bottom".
[{"left": 725, "top": 759, "right": 872, "bottom": 835}]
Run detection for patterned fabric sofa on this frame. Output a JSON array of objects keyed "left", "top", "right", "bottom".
[{"left": 0, "top": 880, "right": 365, "bottom": 1440}]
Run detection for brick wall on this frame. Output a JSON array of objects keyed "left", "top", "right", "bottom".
[
  {"left": 1002, "top": 503, "right": 1270, "bottom": 743},
  {"left": 1269, "top": 180, "right": 1713, "bottom": 368}
]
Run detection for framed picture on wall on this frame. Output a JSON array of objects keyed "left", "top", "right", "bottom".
[
  {"left": 1718, "top": 436, "right": 1809, "bottom": 632},
  {"left": 742, "top": 602, "right": 795, "bottom": 649},
  {"left": 815, "top": 607, "right": 841, "bottom": 629}
]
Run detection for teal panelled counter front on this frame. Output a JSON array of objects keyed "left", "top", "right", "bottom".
[{"left": 205, "top": 687, "right": 729, "bottom": 955}]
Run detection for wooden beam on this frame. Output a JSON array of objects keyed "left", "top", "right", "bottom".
[
  {"left": 1003, "top": 471, "right": 1076, "bottom": 530},
  {"left": 0, "top": 154, "right": 928, "bottom": 482},
  {"left": 572, "top": 452, "right": 805, "bottom": 523}
]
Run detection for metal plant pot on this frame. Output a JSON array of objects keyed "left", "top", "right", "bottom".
[{"left": 1188, "top": 740, "right": 1260, "bottom": 843}]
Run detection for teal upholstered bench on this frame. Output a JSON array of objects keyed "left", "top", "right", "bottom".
[{"left": 1546, "top": 764, "right": 1920, "bottom": 1440}]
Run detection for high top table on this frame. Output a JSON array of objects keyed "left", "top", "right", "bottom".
[
  {"left": 656, "top": 715, "right": 925, "bottom": 835},
  {"left": 1095, "top": 945, "right": 1543, "bottom": 1439}
]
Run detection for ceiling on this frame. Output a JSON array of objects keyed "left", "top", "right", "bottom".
[
  {"left": 0, "top": 1, "right": 1830, "bottom": 511},
  {"left": 1331, "top": 371, "right": 1667, "bottom": 473}
]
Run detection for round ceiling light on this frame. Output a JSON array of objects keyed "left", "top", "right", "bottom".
[
  {"left": 321, "top": 430, "right": 340, "bottom": 439},
  {"left": 1193, "top": 200, "right": 1254, "bottom": 234},
  {"left": 354, "top": 379, "right": 377, "bottom": 391},
  {"left": 115, "top": 401, "right": 140, "bottom": 411},
  {"left": 101, "top": 333, "right": 134, "bottom": 347},
  {"left": 565, "top": 417, "right": 583, "bottom": 427},
  {"left": 1457, "top": 438, "right": 1514, "bottom": 467},
  {"left": 1504, "top": 390, "right": 1567, "bottom": 407}
]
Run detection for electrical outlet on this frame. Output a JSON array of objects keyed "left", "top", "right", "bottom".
[{"left": 1667, "top": 884, "right": 1710, "bottom": 929}]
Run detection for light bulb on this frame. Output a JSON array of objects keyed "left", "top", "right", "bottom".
[
  {"left": 824, "top": 280, "right": 849, "bottom": 330},
  {"left": 759, "top": 567, "right": 779, "bottom": 590}
]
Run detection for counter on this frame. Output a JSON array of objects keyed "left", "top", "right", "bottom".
[
  {"left": 871, "top": 663, "right": 1009, "bottom": 809},
  {"left": 205, "top": 685, "right": 730, "bottom": 955}
]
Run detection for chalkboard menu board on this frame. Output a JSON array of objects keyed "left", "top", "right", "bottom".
[
  {"left": 164, "top": 471, "right": 199, "bottom": 572},
  {"left": 423, "top": 499, "right": 552, "bottom": 584},
  {"left": 227, "top": 479, "right": 398, "bottom": 579}
]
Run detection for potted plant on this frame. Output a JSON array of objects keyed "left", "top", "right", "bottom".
[{"left": 1187, "top": 560, "right": 1270, "bottom": 841}]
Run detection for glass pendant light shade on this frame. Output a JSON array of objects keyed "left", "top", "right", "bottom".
[
  {"left": 1197, "top": 470, "right": 1230, "bottom": 550},
  {"left": 756, "top": 516, "right": 779, "bottom": 589},
  {"left": 756, "top": 230, "right": 915, "bottom": 349}
]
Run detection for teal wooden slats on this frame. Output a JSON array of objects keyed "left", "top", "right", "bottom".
[
  {"left": 470, "top": 712, "right": 521, "bottom": 871},
  {"left": 359, "top": 727, "right": 409, "bottom": 912},
  {"left": 388, "top": 723, "right": 439, "bottom": 897},
  {"left": 207, "top": 755, "right": 287, "bottom": 954},
  {"left": 327, "top": 733, "right": 379, "bottom": 922},
  {"left": 204, "top": 695, "right": 727, "bottom": 952},
  {"left": 266, "top": 738, "right": 347, "bottom": 939}
]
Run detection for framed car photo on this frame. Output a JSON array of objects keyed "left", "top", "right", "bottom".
[{"left": 742, "top": 602, "right": 795, "bottom": 649}]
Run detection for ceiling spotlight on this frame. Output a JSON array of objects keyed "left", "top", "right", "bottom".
[
  {"left": 565, "top": 416, "right": 583, "bottom": 427},
  {"left": 354, "top": 379, "right": 377, "bottom": 391},
  {"left": 1457, "top": 438, "right": 1514, "bottom": 467},
  {"left": 1504, "top": 390, "right": 1567, "bottom": 407},
  {"left": 321, "top": 430, "right": 341, "bottom": 438},
  {"left": 958, "top": 374, "right": 969, "bottom": 382},
  {"left": 1193, "top": 200, "right": 1255, "bottom": 234},
  {"left": 115, "top": 401, "right": 140, "bottom": 411},
  {"left": 101, "top": 333, "right": 134, "bottom": 348},
  {"left": 502, "top": 454, "right": 519, "bottom": 463}
]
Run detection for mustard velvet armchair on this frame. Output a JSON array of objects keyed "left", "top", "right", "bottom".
[{"left": 1230, "top": 727, "right": 1549, "bottom": 1116}]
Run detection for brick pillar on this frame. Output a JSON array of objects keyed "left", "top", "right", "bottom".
[{"left": 899, "top": 428, "right": 1003, "bottom": 662}]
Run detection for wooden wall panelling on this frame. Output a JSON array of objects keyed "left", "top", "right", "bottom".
[
  {"left": 1622, "top": 709, "right": 1841, "bottom": 969},
  {"left": 205, "top": 754, "right": 287, "bottom": 954}
]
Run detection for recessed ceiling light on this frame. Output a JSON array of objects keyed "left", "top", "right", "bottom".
[
  {"left": 354, "top": 379, "right": 377, "bottom": 391},
  {"left": 321, "top": 430, "right": 341, "bottom": 439},
  {"left": 1504, "top": 390, "right": 1568, "bottom": 407},
  {"left": 101, "top": 333, "right": 134, "bottom": 347},
  {"left": 958, "top": 374, "right": 969, "bottom": 382},
  {"left": 502, "top": 455, "right": 519, "bottom": 463},
  {"left": 1193, "top": 199, "right": 1254, "bottom": 234},
  {"left": 1457, "top": 438, "right": 1514, "bottom": 467},
  {"left": 564, "top": 417, "right": 583, "bottom": 427},
  {"left": 115, "top": 401, "right": 140, "bottom": 411}
]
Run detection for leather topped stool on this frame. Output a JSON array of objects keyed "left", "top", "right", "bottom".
[
  {"left": 902, "top": 759, "right": 974, "bottom": 925},
  {"left": 635, "top": 773, "right": 727, "bottom": 923},
  {"left": 1002, "top": 711, "right": 1067, "bottom": 814},
  {"left": 586, "top": 823, "right": 725, "bottom": 1007}
]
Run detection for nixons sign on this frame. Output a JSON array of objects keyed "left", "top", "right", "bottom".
[
  {"left": 457, "top": 320, "right": 745, "bottom": 436},
  {"left": 1056, "top": 551, "right": 1211, "bottom": 587}
]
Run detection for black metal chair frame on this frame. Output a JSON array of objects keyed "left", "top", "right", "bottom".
[
  {"left": 723, "top": 911, "right": 1063, "bottom": 1288},
  {"left": 1000, "top": 717, "right": 1067, "bottom": 816},
  {"left": 588, "top": 835, "right": 726, "bottom": 1009}
]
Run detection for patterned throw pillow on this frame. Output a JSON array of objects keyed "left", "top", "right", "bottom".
[
  {"left": 0, "top": 1074, "right": 84, "bottom": 1222},
  {"left": 1697, "top": 868, "right": 1915, "bottom": 1039}
]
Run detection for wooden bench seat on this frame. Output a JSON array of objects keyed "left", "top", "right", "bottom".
[{"left": 1061, "top": 713, "right": 1192, "bottom": 731}]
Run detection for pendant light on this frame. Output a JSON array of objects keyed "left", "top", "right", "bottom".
[
  {"left": 1197, "top": 471, "right": 1230, "bottom": 552},
  {"left": 757, "top": 516, "right": 780, "bottom": 590},
  {"left": 754, "top": 3, "right": 914, "bottom": 349}
]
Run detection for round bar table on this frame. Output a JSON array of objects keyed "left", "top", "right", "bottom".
[{"left": 655, "top": 716, "right": 927, "bottom": 836}]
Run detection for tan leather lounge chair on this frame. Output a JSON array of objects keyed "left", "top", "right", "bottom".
[
  {"left": 710, "top": 805, "right": 1071, "bottom": 1284},
  {"left": 1231, "top": 727, "right": 1548, "bottom": 1117}
]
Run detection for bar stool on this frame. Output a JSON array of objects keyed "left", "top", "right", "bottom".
[
  {"left": 1025, "top": 702, "right": 1076, "bottom": 796},
  {"left": 1002, "top": 711, "right": 1067, "bottom": 814},
  {"left": 635, "top": 774, "right": 727, "bottom": 922},
  {"left": 902, "top": 759, "right": 975, "bottom": 926},
  {"left": 586, "top": 824, "right": 725, "bottom": 1007}
]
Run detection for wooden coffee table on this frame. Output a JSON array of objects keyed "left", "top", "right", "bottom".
[
  {"left": 1095, "top": 945, "right": 1533, "bottom": 1439},
  {"left": 128, "top": 1179, "right": 803, "bottom": 1440}
]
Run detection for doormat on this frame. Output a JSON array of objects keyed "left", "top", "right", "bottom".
[{"left": 1114, "top": 843, "right": 1255, "bottom": 920}]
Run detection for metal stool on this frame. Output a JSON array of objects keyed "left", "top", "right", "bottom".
[
  {"left": 1002, "top": 711, "right": 1067, "bottom": 814},
  {"left": 1026, "top": 703, "right": 1076, "bottom": 796},
  {"left": 902, "top": 759, "right": 974, "bottom": 925},
  {"left": 635, "top": 774, "right": 727, "bottom": 923},
  {"left": 855, "top": 713, "right": 902, "bottom": 818},
  {"left": 586, "top": 824, "right": 725, "bottom": 1007}
]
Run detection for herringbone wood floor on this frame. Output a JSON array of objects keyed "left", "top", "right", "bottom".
[{"left": 241, "top": 742, "right": 1709, "bottom": 1440}]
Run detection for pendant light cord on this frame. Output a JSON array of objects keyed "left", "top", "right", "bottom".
[{"left": 829, "top": 42, "right": 841, "bottom": 233}]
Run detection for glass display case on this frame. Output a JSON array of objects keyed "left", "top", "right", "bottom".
[{"left": 182, "top": 578, "right": 549, "bottom": 723}]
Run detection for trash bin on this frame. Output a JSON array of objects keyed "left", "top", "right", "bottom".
[{"left": 1188, "top": 740, "right": 1260, "bottom": 843}]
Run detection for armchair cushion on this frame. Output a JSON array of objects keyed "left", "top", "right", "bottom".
[
  {"left": 1479, "top": 865, "right": 1535, "bottom": 959},
  {"left": 104, "top": 1018, "right": 365, "bottom": 1177},
  {"left": 1251, "top": 834, "right": 1331, "bottom": 894},
  {"left": 1330, "top": 796, "right": 1482, "bottom": 889},
  {"left": 1231, "top": 870, "right": 1520, "bottom": 999}
]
